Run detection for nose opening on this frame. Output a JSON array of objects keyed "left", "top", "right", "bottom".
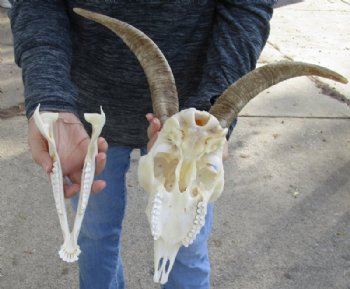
[{"left": 155, "top": 257, "right": 173, "bottom": 284}]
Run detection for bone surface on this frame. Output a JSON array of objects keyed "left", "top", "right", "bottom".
[
  {"left": 138, "top": 108, "right": 227, "bottom": 284},
  {"left": 33, "top": 105, "right": 105, "bottom": 262}
]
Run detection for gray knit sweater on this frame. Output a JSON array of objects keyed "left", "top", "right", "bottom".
[{"left": 9, "top": 0, "right": 276, "bottom": 147}]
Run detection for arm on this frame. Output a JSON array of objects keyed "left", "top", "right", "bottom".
[
  {"left": 9, "top": 1, "right": 107, "bottom": 196},
  {"left": 9, "top": 0, "right": 77, "bottom": 118},
  {"left": 185, "top": 0, "right": 276, "bottom": 137}
]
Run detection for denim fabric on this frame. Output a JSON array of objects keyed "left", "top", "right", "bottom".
[{"left": 72, "top": 144, "right": 214, "bottom": 289}]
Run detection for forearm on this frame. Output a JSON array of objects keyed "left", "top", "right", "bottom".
[{"left": 9, "top": 0, "right": 77, "bottom": 118}]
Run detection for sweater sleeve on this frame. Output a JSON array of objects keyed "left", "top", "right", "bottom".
[
  {"left": 9, "top": 0, "right": 77, "bottom": 118},
  {"left": 185, "top": 0, "right": 276, "bottom": 136}
]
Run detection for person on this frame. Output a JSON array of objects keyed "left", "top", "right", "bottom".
[{"left": 9, "top": 1, "right": 277, "bottom": 288}]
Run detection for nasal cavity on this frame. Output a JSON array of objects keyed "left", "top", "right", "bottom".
[{"left": 195, "top": 111, "right": 209, "bottom": 126}]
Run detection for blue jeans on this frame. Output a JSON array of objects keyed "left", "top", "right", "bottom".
[{"left": 72, "top": 145, "right": 214, "bottom": 289}]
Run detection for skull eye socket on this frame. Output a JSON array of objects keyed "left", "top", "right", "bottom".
[{"left": 154, "top": 152, "right": 179, "bottom": 192}]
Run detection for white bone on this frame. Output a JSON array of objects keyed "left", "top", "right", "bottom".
[
  {"left": 33, "top": 105, "right": 105, "bottom": 262},
  {"left": 33, "top": 105, "right": 72, "bottom": 260},
  {"left": 138, "top": 108, "right": 227, "bottom": 284},
  {"left": 71, "top": 107, "right": 105, "bottom": 255}
]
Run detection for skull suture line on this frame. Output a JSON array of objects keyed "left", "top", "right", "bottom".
[{"left": 74, "top": 8, "right": 348, "bottom": 284}]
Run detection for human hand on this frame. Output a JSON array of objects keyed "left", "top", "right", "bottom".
[
  {"left": 28, "top": 112, "right": 108, "bottom": 198},
  {"left": 146, "top": 113, "right": 229, "bottom": 160},
  {"left": 146, "top": 113, "right": 161, "bottom": 152}
]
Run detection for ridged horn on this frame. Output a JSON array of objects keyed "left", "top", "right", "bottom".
[
  {"left": 73, "top": 8, "right": 179, "bottom": 125},
  {"left": 209, "top": 61, "right": 348, "bottom": 128}
]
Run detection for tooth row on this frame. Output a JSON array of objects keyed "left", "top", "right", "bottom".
[
  {"left": 182, "top": 201, "right": 207, "bottom": 247},
  {"left": 80, "top": 161, "right": 92, "bottom": 213},
  {"left": 51, "top": 161, "right": 63, "bottom": 215},
  {"left": 151, "top": 193, "right": 163, "bottom": 240},
  {"left": 33, "top": 105, "right": 105, "bottom": 264}
]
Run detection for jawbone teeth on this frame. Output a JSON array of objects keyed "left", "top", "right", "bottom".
[
  {"left": 33, "top": 104, "right": 105, "bottom": 263},
  {"left": 182, "top": 200, "right": 207, "bottom": 247},
  {"left": 71, "top": 107, "right": 105, "bottom": 260},
  {"left": 151, "top": 192, "right": 163, "bottom": 240}
]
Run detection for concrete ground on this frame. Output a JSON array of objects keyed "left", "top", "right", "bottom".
[{"left": 1, "top": 1, "right": 350, "bottom": 288}]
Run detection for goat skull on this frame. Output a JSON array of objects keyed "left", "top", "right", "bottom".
[
  {"left": 74, "top": 8, "right": 348, "bottom": 284},
  {"left": 138, "top": 108, "right": 226, "bottom": 283}
]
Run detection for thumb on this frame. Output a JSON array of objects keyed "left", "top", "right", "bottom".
[{"left": 34, "top": 147, "right": 53, "bottom": 174}]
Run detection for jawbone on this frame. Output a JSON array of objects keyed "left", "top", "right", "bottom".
[
  {"left": 138, "top": 108, "right": 227, "bottom": 284},
  {"left": 33, "top": 105, "right": 105, "bottom": 262}
]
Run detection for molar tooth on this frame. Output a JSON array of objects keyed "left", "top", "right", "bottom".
[
  {"left": 197, "top": 208, "right": 204, "bottom": 214},
  {"left": 152, "top": 205, "right": 160, "bottom": 212},
  {"left": 153, "top": 199, "right": 162, "bottom": 205},
  {"left": 85, "top": 164, "right": 92, "bottom": 173},
  {"left": 155, "top": 195, "right": 162, "bottom": 201}
]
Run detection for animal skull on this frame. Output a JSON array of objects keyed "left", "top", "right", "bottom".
[
  {"left": 73, "top": 8, "right": 348, "bottom": 284},
  {"left": 138, "top": 108, "right": 226, "bottom": 283}
]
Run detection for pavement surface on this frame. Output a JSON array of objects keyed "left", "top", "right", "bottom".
[{"left": 1, "top": 1, "right": 350, "bottom": 289}]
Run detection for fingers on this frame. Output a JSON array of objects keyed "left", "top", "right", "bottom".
[
  {"left": 146, "top": 113, "right": 161, "bottom": 140},
  {"left": 63, "top": 182, "right": 80, "bottom": 198},
  {"left": 147, "top": 131, "right": 159, "bottom": 152},
  {"left": 63, "top": 179, "right": 106, "bottom": 198},
  {"left": 146, "top": 113, "right": 161, "bottom": 151},
  {"left": 98, "top": 137, "right": 108, "bottom": 153},
  {"left": 91, "top": 179, "right": 106, "bottom": 194},
  {"left": 64, "top": 137, "right": 108, "bottom": 198},
  {"left": 95, "top": 151, "right": 107, "bottom": 176},
  {"left": 95, "top": 137, "right": 108, "bottom": 175}
]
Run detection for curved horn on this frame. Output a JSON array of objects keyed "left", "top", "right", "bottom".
[
  {"left": 209, "top": 61, "right": 348, "bottom": 128},
  {"left": 73, "top": 8, "right": 179, "bottom": 125}
]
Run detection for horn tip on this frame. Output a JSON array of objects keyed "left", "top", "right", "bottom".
[
  {"left": 340, "top": 76, "right": 348, "bottom": 84},
  {"left": 73, "top": 7, "right": 84, "bottom": 14},
  {"left": 73, "top": 7, "right": 93, "bottom": 19}
]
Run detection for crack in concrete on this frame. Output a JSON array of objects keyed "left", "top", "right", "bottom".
[
  {"left": 310, "top": 77, "right": 350, "bottom": 106},
  {"left": 265, "top": 40, "right": 349, "bottom": 106}
]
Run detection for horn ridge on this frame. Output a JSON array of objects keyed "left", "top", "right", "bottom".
[
  {"left": 73, "top": 8, "right": 179, "bottom": 124},
  {"left": 209, "top": 61, "right": 348, "bottom": 128}
]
